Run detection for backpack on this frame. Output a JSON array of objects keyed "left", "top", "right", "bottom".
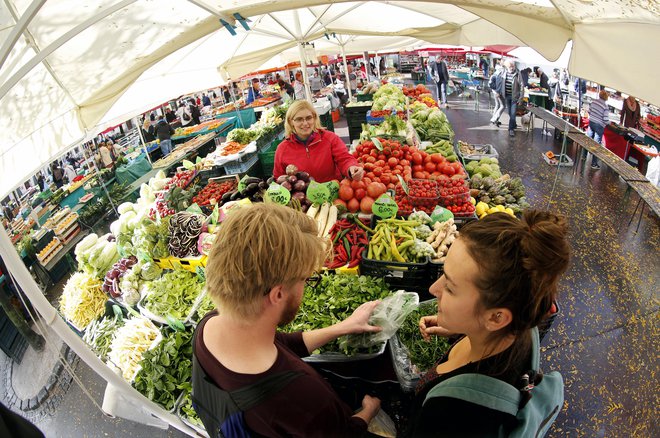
[
  {"left": 191, "top": 352, "right": 302, "bottom": 438},
  {"left": 182, "top": 111, "right": 191, "bottom": 122},
  {"left": 424, "top": 327, "right": 563, "bottom": 438}
]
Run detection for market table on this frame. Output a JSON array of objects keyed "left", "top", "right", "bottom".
[
  {"left": 603, "top": 125, "right": 628, "bottom": 160},
  {"left": 59, "top": 185, "right": 87, "bottom": 209},
  {"left": 528, "top": 91, "right": 549, "bottom": 110},
  {"left": 40, "top": 230, "right": 89, "bottom": 285},
  {"left": 215, "top": 108, "right": 256, "bottom": 129},
  {"left": 115, "top": 154, "right": 152, "bottom": 185},
  {"left": 171, "top": 117, "right": 237, "bottom": 144}
]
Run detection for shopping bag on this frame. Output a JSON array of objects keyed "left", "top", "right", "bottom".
[{"left": 646, "top": 156, "right": 660, "bottom": 187}]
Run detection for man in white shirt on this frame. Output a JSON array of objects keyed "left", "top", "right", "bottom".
[
  {"left": 176, "top": 103, "right": 192, "bottom": 127},
  {"left": 99, "top": 142, "right": 113, "bottom": 168}
]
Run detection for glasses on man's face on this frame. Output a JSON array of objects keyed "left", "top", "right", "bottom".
[
  {"left": 293, "top": 115, "right": 314, "bottom": 124},
  {"left": 305, "top": 272, "right": 322, "bottom": 289}
]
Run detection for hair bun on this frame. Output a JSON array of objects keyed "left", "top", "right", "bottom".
[{"left": 521, "top": 211, "right": 570, "bottom": 277}]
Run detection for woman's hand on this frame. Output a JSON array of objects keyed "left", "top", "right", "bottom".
[
  {"left": 339, "top": 300, "right": 382, "bottom": 335},
  {"left": 419, "top": 315, "right": 455, "bottom": 341},
  {"left": 348, "top": 166, "right": 365, "bottom": 181}
]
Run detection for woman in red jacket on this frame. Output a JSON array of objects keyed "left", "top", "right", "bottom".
[{"left": 273, "top": 100, "right": 364, "bottom": 183}]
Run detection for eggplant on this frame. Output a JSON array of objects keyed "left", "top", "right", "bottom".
[
  {"left": 244, "top": 177, "right": 261, "bottom": 185},
  {"left": 258, "top": 181, "right": 269, "bottom": 190},
  {"left": 296, "top": 171, "right": 311, "bottom": 182},
  {"left": 276, "top": 175, "right": 288, "bottom": 184},
  {"left": 293, "top": 180, "right": 306, "bottom": 192},
  {"left": 230, "top": 191, "right": 242, "bottom": 201},
  {"left": 221, "top": 191, "right": 234, "bottom": 203},
  {"left": 291, "top": 191, "right": 306, "bottom": 202},
  {"left": 245, "top": 182, "right": 259, "bottom": 194},
  {"left": 281, "top": 181, "right": 292, "bottom": 191}
]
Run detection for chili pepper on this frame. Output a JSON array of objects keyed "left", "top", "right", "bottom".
[
  {"left": 342, "top": 238, "right": 351, "bottom": 261},
  {"left": 348, "top": 214, "right": 374, "bottom": 234},
  {"left": 336, "top": 244, "right": 347, "bottom": 262}
]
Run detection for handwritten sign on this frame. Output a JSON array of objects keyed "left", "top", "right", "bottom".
[
  {"left": 431, "top": 206, "right": 454, "bottom": 224},
  {"left": 373, "top": 193, "right": 398, "bottom": 219},
  {"left": 323, "top": 180, "right": 340, "bottom": 202},
  {"left": 306, "top": 180, "right": 330, "bottom": 204},
  {"left": 266, "top": 183, "right": 291, "bottom": 205},
  {"left": 238, "top": 174, "right": 250, "bottom": 192}
]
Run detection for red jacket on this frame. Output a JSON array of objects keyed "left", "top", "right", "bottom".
[{"left": 273, "top": 130, "right": 358, "bottom": 183}]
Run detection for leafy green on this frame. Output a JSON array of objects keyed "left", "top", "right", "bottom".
[
  {"left": 142, "top": 270, "right": 204, "bottom": 321},
  {"left": 281, "top": 274, "right": 391, "bottom": 354},
  {"left": 179, "top": 390, "right": 204, "bottom": 428},
  {"left": 133, "top": 329, "right": 193, "bottom": 411},
  {"left": 194, "top": 294, "right": 216, "bottom": 323},
  {"left": 226, "top": 128, "right": 258, "bottom": 145},
  {"left": 397, "top": 300, "right": 451, "bottom": 373}
]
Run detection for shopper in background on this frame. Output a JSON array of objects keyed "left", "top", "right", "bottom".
[
  {"left": 408, "top": 211, "right": 570, "bottom": 437},
  {"left": 278, "top": 78, "right": 294, "bottom": 100},
  {"left": 346, "top": 65, "right": 358, "bottom": 96},
  {"left": 36, "top": 173, "right": 45, "bottom": 191},
  {"left": 194, "top": 203, "right": 382, "bottom": 437},
  {"left": 246, "top": 78, "right": 263, "bottom": 105},
  {"left": 202, "top": 93, "right": 211, "bottom": 107},
  {"left": 488, "top": 66, "right": 505, "bottom": 127},
  {"left": 620, "top": 95, "right": 641, "bottom": 128},
  {"left": 176, "top": 102, "right": 192, "bottom": 127},
  {"left": 51, "top": 162, "right": 64, "bottom": 188},
  {"left": 433, "top": 56, "right": 450, "bottom": 108},
  {"left": 154, "top": 115, "right": 175, "bottom": 156},
  {"left": 479, "top": 56, "right": 489, "bottom": 77},
  {"left": 165, "top": 108, "right": 176, "bottom": 123},
  {"left": 520, "top": 67, "right": 532, "bottom": 88},
  {"left": 195, "top": 95, "right": 201, "bottom": 106},
  {"left": 142, "top": 118, "right": 155, "bottom": 142},
  {"left": 222, "top": 86, "right": 231, "bottom": 104},
  {"left": 111, "top": 139, "right": 122, "bottom": 158},
  {"left": 293, "top": 71, "right": 306, "bottom": 100},
  {"left": 547, "top": 70, "right": 562, "bottom": 110},
  {"left": 583, "top": 89, "right": 609, "bottom": 169},
  {"left": 98, "top": 142, "right": 113, "bottom": 169},
  {"left": 323, "top": 70, "right": 332, "bottom": 86},
  {"left": 63, "top": 159, "right": 77, "bottom": 183},
  {"left": 309, "top": 71, "right": 323, "bottom": 94},
  {"left": 534, "top": 67, "right": 550, "bottom": 91},
  {"left": 503, "top": 59, "right": 524, "bottom": 137},
  {"left": 274, "top": 100, "right": 364, "bottom": 183},
  {"left": 188, "top": 99, "right": 201, "bottom": 125}
]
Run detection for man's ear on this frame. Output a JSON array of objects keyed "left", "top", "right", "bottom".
[
  {"left": 484, "top": 308, "right": 513, "bottom": 332},
  {"left": 265, "top": 285, "right": 285, "bottom": 305}
]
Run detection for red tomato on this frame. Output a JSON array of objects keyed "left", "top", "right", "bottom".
[
  {"left": 387, "top": 157, "right": 398, "bottom": 167},
  {"left": 366, "top": 172, "right": 375, "bottom": 180},
  {"left": 366, "top": 156, "right": 376, "bottom": 163},
  {"left": 340, "top": 178, "right": 351, "bottom": 186},
  {"left": 399, "top": 159, "right": 410, "bottom": 167},
  {"left": 339, "top": 185, "right": 354, "bottom": 201},
  {"left": 442, "top": 164, "right": 456, "bottom": 175},
  {"left": 351, "top": 180, "right": 366, "bottom": 190},
  {"left": 411, "top": 152, "right": 423, "bottom": 165},
  {"left": 375, "top": 160, "right": 386, "bottom": 168},
  {"left": 423, "top": 154, "right": 433, "bottom": 164},
  {"left": 413, "top": 171, "right": 425, "bottom": 179},
  {"left": 347, "top": 198, "right": 360, "bottom": 213},
  {"left": 360, "top": 196, "right": 375, "bottom": 214},
  {"left": 425, "top": 162, "right": 437, "bottom": 172},
  {"left": 362, "top": 177, "right": 372, "bottom": 185},
  {"left": 430, "top": 154, "right": 443, "bottom": 164},
  {"left": 373, "top": 167, "right": 383, "bottom": 177},
  {"left": 333, "top": 198, "right": 347, "bottom": 209},
  {"left": 378, "top": 154, "right": 386, "bottom": 161},
  {"left": 380, "top": 174, "right": 390, "bottom": 184},
  {"left": 354, "top": 188, "right": 366, "bottom": 201}
]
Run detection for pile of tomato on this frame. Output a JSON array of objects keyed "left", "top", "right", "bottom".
[
  {"left": 354, "top": 139, "right": 414, "bottom": 188},
  {"left": 394, "top": 185, "right": 413, "bottom": 216},
  {"left": 408, "top": 179, "right": 439, "bottom": 213},
  {"left": 337, "top": 178, "right": 388, "bottom": 214},
  {"left": 438, "top": 179, "right": 475, "bottom": 216},
  {"left": 192, "top": 180, "right": 237, "bottom": 206}
]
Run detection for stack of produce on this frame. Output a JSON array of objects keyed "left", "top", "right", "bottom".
[
  {"left": 367, "top": 218, "right": 434, "bottom": 263},
  {"left": 438, "top": 179, "right": 475, "bottom": 216},
  {"left": 353, "top": 138, "right": 414, "bottom": 188},
  {"left": 336, "top": 178, "right": 387, "bottom": 214},
  {"left": 409, "top": 101, "right": 454, "bottom": 142},
  {"left": 324, "top": 216, "right": 372, "bottom": 269},
  {"left": 220, "top": 177, "right": 268, "bottom": 205},
  {"left": 194, "top": 294, "right": 216, "bottom": 323},
  {"left": 75, "top": 233, "right": 120, "bottom": 279},
  {"left": 178, "top": 391, "right": 204, "bottom": 429},
  {"left": 426, "top": 218, "right": 459, "bottom": 263},
  {"left": 226, "top": 128, "right": 258, "bottom": 145},
  {"left": 107, "top": 317, "right": 161, "bottom": 381},
  {"left": 282, "top": 274, "right": 391, "bottom": 355},
  {"left": 306, "top": 202, "right": 338, "bottom": 238},
  {"left": 410, "top": 151, "right": 466, "bottom": 181},
  {"left": 402, "top": 85, "right": 437, "bottom": 107},
  {"left": 397, "top": 300, "right": 450, "bottom": 374},
  {"left": 141, "top": 270, "right": 204, "bottom": 322},
  {"left": 424, "top": 140, "right": 459, "bottom": 162},
  {"left": 469, "top": 175, "right": 529, "bottom": 215},
  {"left": 464, "top": 157, "right": 502, "bottom": 179},
  {"left": 59, "top": 272, "right": 107, "bottom": 330},
  {"left": 166, "top": 169, "right": 197, "bottom": 190},
  {"left": 102, "top": 256, "right": 138, "bottom": 300},
  {"left": 192, "top": 180, "right": 237, "bottom": 206},
  {"left": 360, "top": 116, "right": 408, "bottom": 140},
  {"left": 83, "top": 316, "right": 125, "bottom": 361},
  {"left": 133, "top": 329, "right": 193, "bottom": 411},
  {"left": 275, "top": 165, "right": 312, "bottom": 211},
  {"left": 168, "top": 212, "right": 204, "bottom": 258},
  {"left": 407, "top": 179, "right": 440, "bottom": 215},
  {"left": 371, "top": 84, "right": 406, "bottom": 112},
  {"left": 359, "top": 82, "right": 380, "bottom": 95},
  {"left": 346, "top": 101, "right": 373, "bottom": 108},
  {"left": 115, "top": 214, "right": 170, "bottom": 260}
]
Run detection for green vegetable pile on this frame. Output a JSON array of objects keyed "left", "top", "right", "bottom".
[
  {"left": 83, "top": 315, "right": 125, "bottom": 361},
  {"left": 398, "top": 300, "right": 451, "bottom": 373},
  {"left": 469, "top": 174, "right": 529, "bottom": 214},
  {"left": 178, "top": 390, "right": 204, "bottom": 429},
  {"left": 133, "top": 329, "right": 193, "bottom": 411},
  {"left": 424, "top": 140, "right": 458, "bottom": 162},
  {"left": 464, "top": 157, "right": 502, "bottom": 179},
  {"left": 142, "top": 270, "right": 204, "bottom": 321},
  {"left": 226, "top": 128, "right": 257, "bottom": 145},
  {"left": 282, "top": 274, "right": 391, "bottom": 354},
  {"left": 194, "top": 294, "right": 216, "bottom": 323},
  {"left": 409, "top": 102, "right": 454, "bottom": 142}
]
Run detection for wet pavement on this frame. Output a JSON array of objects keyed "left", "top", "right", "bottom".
[{"left": 1, "top": 89, "right": 658, "bottom": 437}]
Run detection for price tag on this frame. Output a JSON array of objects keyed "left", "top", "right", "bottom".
[
  {"left": 166, "top": 315, "right": 186, "bottom": 331},
  {"left": 209, "top": 204, "right": 219, "bottom": 225},
  {"left": 372, "top": 137, "right": 384, "bottom": 151},
  {"left": 266, "top": 183, "right": 291, "bottom": 205},
  {"left": 182, "top": 159, "right": 195, "bottom": 170},
  {"left": 196, "top": 266, "right": 206, "bottom": 282},
  {"left": 186, "top": 203, "right": 204, "bottom": 215},
  {"left": 373, "top": 194, "right": 398, "bottom": 219},
  {"left": 307, "top": 180, "right": 330, "bottom": 204},
  {"left": 431, "top": 206, "right": 454, "bottom": 224},
  {"left": 396, "top": 175, "right": 409, "bottom": 195},
  {"left": 323, "top": 180, "right": 340, "bottom": 202},
  {"left": 238, "top": 175, "right": 250, "bottom": 192}
]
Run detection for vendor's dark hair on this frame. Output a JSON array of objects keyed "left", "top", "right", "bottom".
[{"left": 459, "top": 210, "right": 570, "bottom": 374}]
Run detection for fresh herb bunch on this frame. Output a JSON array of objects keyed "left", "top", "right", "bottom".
[
  {"left": 142, "top": 270, "right": 204, "bottom": 321},
  {"left": 398, "top": 300, "right": 451, "bottom": 373},
  {"left": 133, "top": 328, "right": 193, "bottom": 411},
  {"left": 178, "top": 390, "right": 204, "bottom": 428},
  {"left": 282, "top": 274, "right": 391, "bottom": 354}
]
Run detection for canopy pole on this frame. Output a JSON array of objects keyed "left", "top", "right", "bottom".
[
  {"left": 340, "top": 44, "right": 352, "bottom": 101},
  {"left": 297, "top": 43, "right": 313, "bottom": 103}
]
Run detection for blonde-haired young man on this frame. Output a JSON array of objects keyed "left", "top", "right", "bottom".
[{"left": 193, "top": 203, "right": 382, "bottom": 437}]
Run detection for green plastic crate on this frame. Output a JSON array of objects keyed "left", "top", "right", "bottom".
[{"left": 258, "top": 139, "right": 283, "bottom": 178}]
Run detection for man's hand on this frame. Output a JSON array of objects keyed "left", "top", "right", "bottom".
[
  {"left": 339, "top": 301, "right": 382, "bottom": 335},
  {"left": 353, "top": 395, "right": 381, "bottom": 424},
  {"left": 348, "top": 166, "right": 365, "bottom": 181},
  {"left": 419, "top": 315, "right": 455, "bottom": 341}
]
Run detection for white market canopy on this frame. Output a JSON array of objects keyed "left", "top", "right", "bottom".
[{"left": 1, "top": 0, "right": 659, "bottom": 198}]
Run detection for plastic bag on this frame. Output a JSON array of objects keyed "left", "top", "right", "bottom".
[
  {"left": 367, "top": 409, "right": 397, "bottom": 437},
  {"left": 646, "top": 156, "right": 660, "bottom": 187},
  {"left": 340, "top": 291, "right": 419, "bottom": 351}
]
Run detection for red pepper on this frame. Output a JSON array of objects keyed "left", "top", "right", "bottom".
[{"left": 336, "top": 244, "right": 347, "bottom": 262}]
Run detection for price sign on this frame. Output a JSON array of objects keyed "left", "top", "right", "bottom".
[
  {"left": 372, "top": 137, "right": 384, "bottom": 151},
  {"left": 196, "top": 266, "right": 206, "bottom": 282},
  {"left": 322, "top": 180, "right": 339, "bottom": 202},
  {"left": 186, "top": 203, "right": 204, "bottom": 215},
  {"left": 266, "top": 183, "right": 291, "bottom": 205},
  {"left": 238, "top": 174, "right": 250, "bottom": 192},
  {"left": 373, "top": 193, "right": 398, "bottom": 219},
  {"left": 431, "top": 206, "right": 454, "bottom": 224},
  {"left": 307, "top": 180, "right": 330, "bottom": 204},
  {"left": 209, "top": 204, "right": 220, "bottom": 225}
]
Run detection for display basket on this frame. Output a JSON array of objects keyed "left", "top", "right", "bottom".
[
  {"left": 542, "top": 152, "right": 574, "bottom": 167},
  {"left": 301, "top": 340, "right": 387, "bottom": 363},
  {"left": 137, "top": 292, "right": 197, "bottom": 327},
  {"left": 458, "top": 143, "right": 499, "bottom": 161},
  {"left": 360, "top": 250, "right": 431, "bottom": 295},
  {"left": 198, "top": 166, "right": 225, "bottom": 184},
  {"left": 366, "top": 110, "right": 397, "bottom": 124},
  {"left": 222, "top": 152, "right": 259, "bottom": 175}
]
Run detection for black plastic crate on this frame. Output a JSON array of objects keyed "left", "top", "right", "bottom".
[
  {"left": 198, "top": 166, "right": 225, "bottom": 185},
  {"left": 360, "top": 250, "right": 432, "bottom": 295}
]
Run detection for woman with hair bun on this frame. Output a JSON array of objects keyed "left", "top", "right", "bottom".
[{"left": 407, "top": 210, "right": 571, "bottom": 437}]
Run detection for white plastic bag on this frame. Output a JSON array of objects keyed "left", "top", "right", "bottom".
[
  {"left": 368, "top": 409, "right": 397, "bottom": 437},
  {"left": 646, "top": 156, "right": 660, "bottom": 187}
]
